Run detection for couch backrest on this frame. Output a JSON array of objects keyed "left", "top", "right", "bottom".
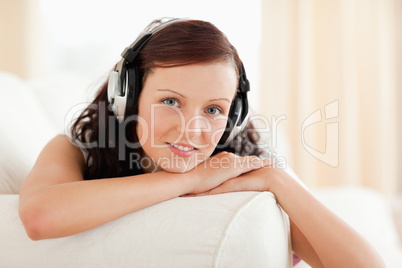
[{"left": 0, "top": 72, "right": 57, "bottom": 194}]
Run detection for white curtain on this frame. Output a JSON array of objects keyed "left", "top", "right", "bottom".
[{"left": 259, "top": 0, "right": 400, "bottom": 197}]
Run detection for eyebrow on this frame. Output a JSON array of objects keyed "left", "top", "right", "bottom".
[{"left": 157, "top": 89, "right": 231, "bottom": 103}]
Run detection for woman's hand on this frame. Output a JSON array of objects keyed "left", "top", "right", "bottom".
[
  {"left": 185, "top": 152, "right": 271, "bottom": 195},
  {"left": 201, "top": 165, "right": 278, "bottom": 195},
  {"left": 186, "top": 164, "right": 280, "bottom": 197}
]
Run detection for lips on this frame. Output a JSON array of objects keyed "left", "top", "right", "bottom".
[
  {"left": 167, "top": 142, "right": 197, "bottom": 157},
  {"left": 167, "top": 143, "right": 196, "bottom": 151}
]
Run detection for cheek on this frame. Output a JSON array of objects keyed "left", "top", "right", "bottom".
[
  {"left": 136, "top": 105, "right": 180, "bottom": 144},
  {"left": 209, "top": 117, "right": 228, "bottom": 146},
  {"left": 152, "top": 109, "right": 174, "bottom": 137},
  {"left": 136, "top": 102, "right": 152, "bottom": 146}
]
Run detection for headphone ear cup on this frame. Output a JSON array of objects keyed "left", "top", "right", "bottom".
[
  {"left": 219, "top": 95, "right": 243, "bottom": 145},
  {"left": 108, "top": 71, "right": 120, "bottom": 104},
  {"left": 108, "top": 70, "right": 128, "bottom": 123}
]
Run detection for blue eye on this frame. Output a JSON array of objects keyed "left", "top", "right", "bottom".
[
  {"left": 206, "top": 106, "right": 222, "bottom": 115},
  {"left": 163, "top": 98, "right": 179, "bottom": 107}
]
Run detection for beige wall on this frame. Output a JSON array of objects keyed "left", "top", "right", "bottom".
[
  {"left": 396, "top": 0, "right": 402, "bottom": 194},
  {"left": 0, "top": 0, "right": 44, "bottom": 79}
]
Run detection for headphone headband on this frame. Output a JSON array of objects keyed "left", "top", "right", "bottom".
[{"left": 121, "top": 18, "right": 190, "bottom": 64}]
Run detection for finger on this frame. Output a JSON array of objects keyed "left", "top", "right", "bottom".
[
  {"left": 241, "top": 155, "right": 274, "bottom": 170},
  {"left": 228, "top": 155, "right": 266, "bottom": 174},
  {"left": 209, "top": 171, "right": 269, "bottom": 195},
  {"left": 261, "top": 158, "right": 274, "bottom": 167}
]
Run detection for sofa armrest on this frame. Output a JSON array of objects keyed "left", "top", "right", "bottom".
[{"left": 0, "top": 192, "right": 291, "bottom": 267}]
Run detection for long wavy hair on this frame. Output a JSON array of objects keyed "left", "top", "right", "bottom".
[{"left": 71, "top": 19, "right": 264, "bottom": 180}]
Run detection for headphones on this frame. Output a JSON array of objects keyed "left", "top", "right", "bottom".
[{"left": 107, "top": 18, "right": 250, "bottom": 145}]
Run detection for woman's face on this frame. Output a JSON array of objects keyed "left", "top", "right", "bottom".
[{"left": 136, "top": 61, "right": 237, "bottom": 173}]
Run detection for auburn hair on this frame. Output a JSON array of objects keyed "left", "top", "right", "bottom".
[{"left": 71, "top": 19, "right": 263, "bottom": 180}]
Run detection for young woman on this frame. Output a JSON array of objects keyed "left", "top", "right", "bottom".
[{"left": 19, "top": 18, "right": 385, "bottom": 267}]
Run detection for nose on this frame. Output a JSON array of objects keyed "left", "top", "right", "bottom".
[{"left": 175, "top": 112, "right": 210, "bottom": 140}]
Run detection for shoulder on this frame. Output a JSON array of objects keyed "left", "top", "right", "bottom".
[
  {"left": 20, "top": 135, "right": 86, "bottom": 194},
  {"left": 44, "top": 134, "right": 86, "bottom": 168}
]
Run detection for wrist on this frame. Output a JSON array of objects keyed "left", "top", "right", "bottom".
[
  {"left": 179, "top": 170, "right": 199, "bottom": 195},
  {"left": 152, "top": 170, "right": 195, "bottom": 197},
  {"left": 264, "top": 167, "right": 288, "bottom": 193}
]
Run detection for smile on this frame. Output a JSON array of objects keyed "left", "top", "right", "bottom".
[
  {"left": 168, "top": 143, "right": 195, "bottom": 151},
  {"left": 167, "top": 143, "right": 197, "bottom": 157}
]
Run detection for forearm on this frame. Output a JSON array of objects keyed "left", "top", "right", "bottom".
[
  {"left": 19, "top": 171, "right": 192, "bottom": 240},
  {"left": 268, "top": 169, "right": 386, "bottom": 267}
]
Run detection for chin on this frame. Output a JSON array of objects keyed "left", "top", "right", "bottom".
[
  {"left": 149, "top": 150, "right": 211, "bottom": 174},
  {"left": 159, "top": 166, "right": 192, "bottom": 174},
  {"left": 160, "top": 158, "right": 197, "bottom": 173}
]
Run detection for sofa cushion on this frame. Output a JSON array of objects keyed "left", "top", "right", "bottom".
[
  {"left": 0, "top": 191, "right": 292, "bottom": 267},
  {"left": 0, "top": 72, "right": 57, "bottom": 194}
]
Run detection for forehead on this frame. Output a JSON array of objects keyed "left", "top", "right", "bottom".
[{"left": 141, "top": 62, "right": 238, "bottom": 99}]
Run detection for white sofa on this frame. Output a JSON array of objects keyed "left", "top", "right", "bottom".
[{"left": 0, "top": 71, "right": 401, "bottom": 267}]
